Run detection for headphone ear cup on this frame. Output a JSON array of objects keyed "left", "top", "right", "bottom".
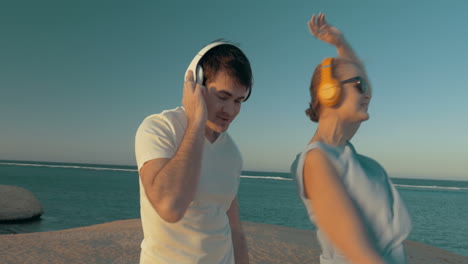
[
  {"left": 318, "top": 58, "right": 342, "bottom": 107},
  {"left": 195, "top": 65, "right": 204, "bottom": 84},
  {"left": 318, "top": 82, "right": 341, "bottom": 106}
]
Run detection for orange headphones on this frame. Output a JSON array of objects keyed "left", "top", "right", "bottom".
[{"left": 318, "top": 57, "right": 342, "bottom": 107}]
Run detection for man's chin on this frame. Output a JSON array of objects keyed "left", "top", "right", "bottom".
[
  {"left": 214, "top": 124, "right": 229, "bottom": 133},
  {"left": 206, "top": 122, "right": 230, "bottom": 134}
]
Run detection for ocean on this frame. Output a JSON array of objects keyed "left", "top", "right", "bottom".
[{"left": 1, "top": 161, "right": 467, "bottom": 257}]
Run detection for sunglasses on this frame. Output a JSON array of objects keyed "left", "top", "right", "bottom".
[{"left": 340, "top": 76, "right": 368, "bottom": 94}]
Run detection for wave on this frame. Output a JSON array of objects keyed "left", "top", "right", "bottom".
[
  {"left": 241, "top": 175, "right": 292, "bottom": 181},
  {"left": 395, "top": 184, "right": 468, "bottom": 191},
  {"left": 0, "top": 162, "right": 138, "bottom": 172},
  {"left": 240, "top": 177, "right": 468, "bottom": 191},
  {"left": 2, "top": 162, "right": 466, "bottom": 191}
]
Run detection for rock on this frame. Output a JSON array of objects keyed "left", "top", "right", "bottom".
[
  {"left": 0, "top": 220, "right": 467, "bottom": 264},
  {"left": 0, "top": 185, "right": 44, "bottom": 221}
]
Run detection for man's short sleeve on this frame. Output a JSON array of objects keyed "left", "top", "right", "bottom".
[{"left": 135, "top": 114, "right": 177, "bottom": 171}]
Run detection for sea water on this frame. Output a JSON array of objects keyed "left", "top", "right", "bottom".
[{"left": 0, "top": 161, "right": 467, "bottom": 256}]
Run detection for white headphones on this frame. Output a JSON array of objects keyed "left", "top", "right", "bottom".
[{"left": 185, "top": 41, "right": 232, "bottom": 84}]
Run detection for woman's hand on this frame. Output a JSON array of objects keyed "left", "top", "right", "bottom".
[
  {"left": 308, "top": 13, "right": 344, "bottom": 47},
  {"left": 308, "top": 12, "right": 365, "bottom": 72}
]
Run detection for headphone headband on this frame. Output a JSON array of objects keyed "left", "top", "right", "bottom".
[
  {"left": 184, "top": 41, "right": 252, "bottom": 101},
  {"left": 320, "top": 57, "right": 334, "bottom": 84},
  {"left": 185, "top": 41, "right": 232, "bottom": 84}
]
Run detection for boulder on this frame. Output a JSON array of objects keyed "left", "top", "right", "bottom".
[{"left": 0, "top": 185, "right": 44, "bottom": 221}]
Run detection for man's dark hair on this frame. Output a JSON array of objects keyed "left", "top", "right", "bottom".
[{"left": 199, "top": 41, "right": 253, "bottom": 101}]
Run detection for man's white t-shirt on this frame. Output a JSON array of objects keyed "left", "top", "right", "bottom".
[{"left": 135, "top": 107, "right": 243, "bottom": 264}]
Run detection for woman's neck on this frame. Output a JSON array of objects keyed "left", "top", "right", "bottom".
[{"left": 311, "top": 117, "right": 361, "bottom": 146}]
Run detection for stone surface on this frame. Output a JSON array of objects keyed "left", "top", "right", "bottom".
[
  {"left": 0, "top": 185, "right": 44, "bottom": 221},
  {"left": 0, "top": 219, "right": 467, "bottom": 264}
]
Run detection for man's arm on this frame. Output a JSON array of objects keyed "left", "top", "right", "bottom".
[
  {"left": 227, "top": 197, "right": 249, "bottom": 264},
  {"left": 139, "top": 70, "right": 207, "bottom": 223}
]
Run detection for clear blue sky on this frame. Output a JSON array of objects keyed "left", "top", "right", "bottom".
[{"left": 1, "top": 0, "right": 467, "bottom": 180}]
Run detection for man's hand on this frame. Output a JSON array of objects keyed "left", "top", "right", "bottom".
[
  {"left": 183, "top": 70, "right": 207, "bottom": 125},
  {"left": 308, "top": 13, "right": 344, "bottom": 47}
]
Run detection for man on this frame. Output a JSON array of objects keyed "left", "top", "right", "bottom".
[{"left": 135, "top": 41, "right": 252, "bottom": 264}]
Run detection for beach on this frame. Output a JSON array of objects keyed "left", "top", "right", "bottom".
[
  {"left": 0, "top": 219, "right": 466, "bottom": 264},
  {"left": 1, "top": 162, "right": 468, "bottom": 258}
]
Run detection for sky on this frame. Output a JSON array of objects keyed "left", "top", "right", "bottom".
[{"left": 1, "top": 0, "right": 467, "bottom": 180}]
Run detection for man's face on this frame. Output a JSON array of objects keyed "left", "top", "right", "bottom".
[{"left": 203, "top": 70, "right": 248, "bottom": 138}]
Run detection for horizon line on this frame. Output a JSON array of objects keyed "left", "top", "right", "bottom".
[{"left": 1, "top": 159, "right": 466, "bottom": 182}]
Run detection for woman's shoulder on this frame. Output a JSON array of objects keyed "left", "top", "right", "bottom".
[
  {"left": 301, "top": 142, "right": 347, "bottom": 174},
  {"left": 303, "top": 141, "right": 348, "bottom": 162},
  {"left": 304, "top": 141, "right": 345, "bottom": 153}
]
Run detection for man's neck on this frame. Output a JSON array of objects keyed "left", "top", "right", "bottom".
[{"left": 205, "top": 126, "right": 220, "bottom": 143}]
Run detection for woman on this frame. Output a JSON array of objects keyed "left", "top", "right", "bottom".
[{"left": 293, "top": 13, "right": 412, "bottom": 264}]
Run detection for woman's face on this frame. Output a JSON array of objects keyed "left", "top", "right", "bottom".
[{"left": 335, "top": 63, "right": 372, "bottom": 122}]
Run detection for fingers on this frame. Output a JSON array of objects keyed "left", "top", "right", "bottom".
[
  {"left": 185, "top": 70, "right": 194, "bottom": 82},
  {"left": 184, "top": 71, "right": 205, "bottom": 97},
  {"left": 184, "top": 70, "right": 195, "bottom": 96},
  {"left": 182, "top": 71, "right": 207, "bottom": 122},
  {"left": 317, "top": 13, "right": 326, "bottom": 28},
  {"left": 198, "top": 85, "right": 206, "bottom": 97},
  {"left": 184, "top": 70, "right": 197, "bottom": 97},
  {"left": 317, "top": 13, "right": 329, "bottom": 35},
  {"left": 309, "top": 12, "right": 328, "bottom": 36},
  {"left": 185, "top": 70, "right": 205, "bottom": 94},
  {"left": 321, "top": 13, "right": 328, "bottom": 27},
  {"left": 308, "top": 14, "right": 318, "bottom": 36}
]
